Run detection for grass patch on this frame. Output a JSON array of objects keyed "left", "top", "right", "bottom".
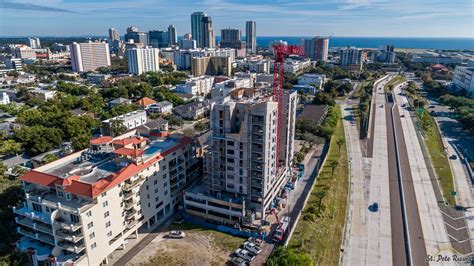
[
  {"left": 288, "top": 106, "right": 349, "bottom": 265},
  {"left": 353, "top": 80, "right": 369, "bottom": 98},
  {"left": 384, "top": 75, "right": 406, "bottom": 93},
  {"left": 417, "top": 109, "right": 456, "bottom": 205},
  {"left": 168, "top": 222, "right": 244, "bottom": 252}
]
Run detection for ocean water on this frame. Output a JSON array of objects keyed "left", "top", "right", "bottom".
[{"left": 216, "top": 36, "right": 474, "bottom": 50}]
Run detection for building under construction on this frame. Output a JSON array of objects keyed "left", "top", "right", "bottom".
[{"left": 184, "top": 87, "right": 297, "bottom": 225}]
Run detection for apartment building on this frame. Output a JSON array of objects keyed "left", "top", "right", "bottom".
[
  {"left": 340, "top": 46, "right": 363, "bottom": 72},
  {"left": 302, "top": 37, "right": 329, "bottom": 61},
  {"left": 126, "top": 47, "right": 160, "bottom": 75},
  {"left": 192, "top": 56, "right": 232, "bottom": 77},
  {"left": 14, "top": 130, "right": 198, "bottom": 265},
  {"left": 452, "top": 66, "right": 474, "bottom": 95},
  {"left": 70, "top": 42, "right": 111, "bottom": 72},
  {"left": 212, "top": 77, "right": 253, "bottom": 97},
  {"left": 13, "top": 45, "right": 37, "bottom": 59},
  {"left": 175, "top": 76, "right": 215, "bottom": 96},
  {"left": 184, "top": 88, "right": 297, "bottom": 224},
  {"left": 102, "top": 110, "right": 147, "bottom": 135},
  {"left": 298, "top": 73, "right": 326, "bottom": 89}
]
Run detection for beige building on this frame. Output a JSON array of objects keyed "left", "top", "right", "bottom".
[
  {"left": 14, "top": 130, "right": 198, "bottom": 265},
  {"left": 70, "top": 42, "right": 111, "bottom": 72},
  {"left": 191, "top": 56, "right": 232, "bottom": 77}
]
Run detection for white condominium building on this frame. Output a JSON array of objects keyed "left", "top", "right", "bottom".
[
  {"left": 70, "top": 42, "right": 111, "bottom": 72},
  {"left": 102, "top": 110, "right": 148, "bottom": 135},
  {"left": 126, "top": 47, "right": 160, "bottom": 75},
  {"left": 175, "top": 76, "right": 215, "bottom": 96},
  {"left": 184, "top": 88, "right": 297, "bottom": 224},
  {"left": 14, "top": 130, "right": 198, "bottom": 265},
  {"left": 13, "top": 45, "right": 36, "bottom": 59},
  {"left": 452, "top": 66, "right": 474, "bottom": 95}
]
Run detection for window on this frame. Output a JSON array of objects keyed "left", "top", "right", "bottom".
[
  {"left": 45, "top": 207, "right": 50, "bottom": 213},
  {"left": 120, "top": 202, "right": 124, "bottom": 207},
  {"left": 154, "top": 180, "right": 158, "bottom": 185},
  {"left": 32, "top": 203, "right": 42, "bottom": 213},
  {"left": 163, "top": 182, "right": 168, "bottom": 187},
  {"left": 155, "top": 196, "right": 160, "bottom": 202},
  {"left": 107, "top": 231, "right": 112, "bottom": 237},
  {"left": 89, "top": 232, "right": 95, "bottom": 239},
  {"left": 86, "top": 211, "right": 92, "bottom": 217},
  {"left": 91, "top": 243, "right": 97, "bottom": 249},
  {"left": 65, "top": 193, "right": 72, "bottom": 200},
  {"left": 146, "top": 185, "right": 149, "bottom": 190},
  {"left": 70, "top": 214, "right": 79, "bottom": 223},
  {"left": 103, "top": 201, "right": 108, "bottom": 208},
  {"left": 87, "top": 222, "right": 94, "bottom": 229},
  {"left": 106, "top": 221, "right": 111, "bottom": 228},
  {"left": 148, "top": 203, "right": 151, "bottom": 208},
  {"left": 101, "top": 192, "right": 107, "bottom": 197},
  {"left": 57, "top": 191, "right": 64, "bottom": 198},
  {"left": 104, "top": 211, "right": 110, "bottom": 218},
  {"left": 154, "top": 188, "right": 159, "bottom": 193},
  {"left": 164, "top": 190, "right": 168, "bottom": 195}
]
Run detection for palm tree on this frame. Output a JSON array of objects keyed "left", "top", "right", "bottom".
[
  {"left": 330, "top": 160, "right": 339, "bottom": 176},
  {"left": 336, "top": 137, "right": 345, "bottom": 153}
]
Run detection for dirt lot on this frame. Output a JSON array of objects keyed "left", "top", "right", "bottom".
[{"left": 126, "top": 222, "right": 244, "bottom": 266}]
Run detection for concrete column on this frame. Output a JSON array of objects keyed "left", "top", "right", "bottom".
[{"left": 147, "top": 219, "right": 150, "bottom": 229}]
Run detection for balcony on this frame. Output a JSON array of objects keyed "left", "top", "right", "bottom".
[
  {"left": 55, "top": 229, "right": 83, "bottom": 243},
  {"left": 26, "top": 191, "right": 93, "bottom": 214},
  {"left": 123, "top": 190, "right": 134, "bottom": 200},
  {"left": 16, "top": 217, "right": 53, "bottom": 235},
  {"left": 54, "top": 217, "right": 82, "bottom": 231},
  {"left": 13, "top": 204, "right": 52, "bottom": 224},
  {"left": 123, "top": 176, "right": 145, "bottom": 191},
  {"left": 57, "top": 241, "right": 85, "bottom": 253},
  {"left": 17, "top": 227, "right": 55, "bottom": 246},
  {"left": 125, "top": 208, "right": 137, "bottom": 219},
  {"left": 124, "top": 199, "right": 136, "bottom": 210}
]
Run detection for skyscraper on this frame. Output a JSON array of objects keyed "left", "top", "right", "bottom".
[
  {"left": 126, "top": 47, "right": 160, "bottom": 75},
  {"left": 108, "top": 28, "right": 120, "bottom": 41},
  {"left": 201, "top": 16, "right": 215, "bottom": 48},
  {"left": 124, "top": 26, "right": 148, "bottom": 46},
  {"left": 28, "top": 37, "right": 41, "bottom": 49},
  {"left": 302, "top": 37, "right": 329, "bottom": 61},
  {"left": 220, "top": 28, "right": 245, "bottom": 57},
  {"left": 245, "top": 21, "right": 256, "bottom": 54},
  {"left": 191, "top": 12, "right": 207, "bottom": 48},
  {"left": 149, "top": 30, "right": 169, "bottom": 48},
  {"left": 70, "top": 42, "right": 111, "bottom": 72},
  {"left": 168, "top": 25, "right": 177, "bottom": 46},
  {"left": 340, "top": 46, "right": 363, "bottom": 72}
]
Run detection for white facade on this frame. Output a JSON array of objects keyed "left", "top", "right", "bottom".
[
  {"left": 298, "top": 73, "right": 326, "bottom": 88},
  {"left": 13, "top": 45, "right": 36, "bottom": 59},
  {"left": 452, "top": 66, "right": 474, "bottom": 94},
  {"left": 0, "top": 92, "right": 10, "bottom": 105},
  {"left": 148, "top": 101, "right": 173, "bottom": 114},
  {"left": 70, "top": 42, "right": 111, "bottom": 72},
  {"left": 175, "top": 76, "right": 214, "bottom": 96},
  {"left": 126, "top": 47, "right": 160, "bottom": 75},
  {"left": 172, "top": 48, "right": 235, "bottom": 71},
  {"left": 102, "top": 110, "right": 148, "bottom": 135},
  {"left": 28, "top": 37, "right": 41, "bottom": 49},
  {"left": 213, "top": 77, "right": 253, "bottom": 97},
  {"left": 31, "top": 89, "right": 56, "bottom": 101},
  {"left": 245, "top": 21, "right": 257, "bottom": 54},
  {"left": 269, "top": 59, "right": 311, "bottom": 74}
]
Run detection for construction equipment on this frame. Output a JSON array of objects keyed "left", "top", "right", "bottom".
[{"left": 272, "top": 44, "right": 304, "bottom": 173}]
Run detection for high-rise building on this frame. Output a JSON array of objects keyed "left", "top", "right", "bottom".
[
  {"left": 220, "top": 28, "right": 245, "bottom": 57},
  {"left": 184, "top": 33, "right": 192, "bottom": 40},
  {"left": 148, "top": 30, "right": 169, "bottom": 48},
  {"left": 184, "top": 88, "right": 297, "bottom": 224},
  {"left": 168, "top": 25, "right": 177, "bottom": 46},
  {"left": 13, "top": 130, "right": 198, "bottom": 265},
  {"left": 179, "top": 39, "right": 197, "bottom": 50},
  {"left": 340, "top": 46, "right": 363, "bottom": 72},
  {"left": 372, "top": 45, "right": 396, "bottom": 63},
  {"left": 452, "top": 66, "right": 474, "bottom": 94},
  {"left": 70, "top": 42, "right": 111, "bottom": 72},
  {"left": 28, "top": 37, "right": 41, "bottom": 49},
  {"left": 245, "top": 21, "right": 256, "bottom": 54},
  {"left": 191, "top": 12, "right": 207, "bottom": 48},
  {"left": 302, "top": 37, "right": 329, "bottom": 61},
  {"left": 126, "top": 47, "right": 160, "bottom": 75},
  {"left": 191, "top": 56, "right": 231, "bottom": 77},
  {"left": 13, "top": 45, "right": 36, "bottom": 59},
  {"left": 201, "top": 16, "right": 215, "bottom": 48},
  {"left": 124, "top": 26, "right": 148, "bottom": 46},
  {"left": 108, "top": 28, "right": 120, "bottom": 42}
]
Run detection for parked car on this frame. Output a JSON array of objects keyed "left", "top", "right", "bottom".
[
  {"left": 429, "top": 105, "right": 435, "bottom": 108},
  {"left": 449, "top": 154, "right": 458, "bottom": 160},
  {"left": 248, "top": 237, "right": 264, "bottom": 247},
  {"left": 243, "top": 241, "right": 262, "bottom": 255},
  {"left": 400, "top": 114, "right": 405, "bottom": 117},
  {"left": 234, "top": 248, "right": 255, "bottom": 262},
  {"left": 168, "top": 230, "right": 185, "bottom": 239},
  {"left": 230, "top": 256, "right": 247, "bottom": 266},
  {"left": 369, "top": 202, "right": 379, "bottom": 212}
]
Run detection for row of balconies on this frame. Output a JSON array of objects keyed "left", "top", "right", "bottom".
[
  {"left": 17, "top": 227, "right": 55, "bottom": 246},
  {"left": 123, "top": 176, "right": 145, "bottom": 191}
]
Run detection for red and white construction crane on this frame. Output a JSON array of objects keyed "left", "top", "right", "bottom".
[{"left": 272, "top": 44, "right": 304, "bottom": 173}]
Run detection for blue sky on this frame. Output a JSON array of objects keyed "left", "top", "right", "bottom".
[{"left": 0, "top": 0, "right": 473, "bottom": 37}]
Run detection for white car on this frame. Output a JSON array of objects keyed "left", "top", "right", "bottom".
[
  {"left": 234, "top": 248, "right": 255, "bottom": 262},
  {"left": 168, "top": 230, "right": 185, "bottom": 239},
  {"left": 230, "top": 256, "right": 247, "bottom": 266},
  {"left": 243, "top": 241, "right": 262, "bottom": 255}
]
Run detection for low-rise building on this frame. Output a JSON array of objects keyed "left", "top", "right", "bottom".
[
  {"left": 136, "top": 97, "right": 157, "bottom": 110},
  {"left": 14, "top": 131, "right": 198, "bottom": 265},
  {"left": 0, "top": 92, "right": 10, "bottom": 104},
  {"left": 175, "top": 76, "right": 214, "bottom": 96},
  {"left": 298, "top": 73, "right": 326, "bottom": 89},
  {"left": 212, "top": 77, "right": 253, "bottom": 97},
  {"left": 452, "top": 66, "right": 474, "bottom": 95},
  {"left": 102, "top": 110, "right": 148, "bottom": 135},
  {"left": 108, "top": 98, "right": 132, "bottom": 107},
  {"left": 173, "top": 100, "right": 208, "bottom": 120},
  {"left": 87, "top": 73, "right": 111, "bottom": 85},
  {"left": 31, "top": 89, "right": 56, "bottom": 101},
  {"left": 147, "top": 101, "right": 173, "bottom": 114}
]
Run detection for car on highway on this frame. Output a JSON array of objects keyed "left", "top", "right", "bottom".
[
  {"left": 243, "top": 241, "right": 262, "bottom": 255},
  {"left": 234, "top": 248, "right": 255, "bottom": 262},
  {"left": 400, "top": 114, "right": 405, "bottom": 117},
  {"left": 429, "top": 105, "right": 435, "bottom": 108},
  {"left": 230, "top": 256, "right": 248, "bottom": 266},
  {"left": 369, "top": 202, "right": 379, "bottom": 212},
  {"left": 449, "top": 154, "right": 458, "bottom": 160},
  {"left": 168, "top": 230, "right": 185, "bottom": 239}
]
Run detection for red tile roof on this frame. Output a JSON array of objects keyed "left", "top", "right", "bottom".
[
  {"left": 20, "top": 136, "right": 193, "bottom": 199},
  {"left": 136, "top": 97, "right": 156, "bottom": 107},
  {"left": 90, "top": 136, "right": 113, "bottom": 145},
  {"left": 113, "top": 147, "right": 144, "bottom": 157},
  {"left": 112, "top": 137, "right": 148, "bottom": 146}
]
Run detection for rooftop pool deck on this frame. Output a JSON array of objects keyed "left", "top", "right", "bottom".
[{"left": 143, "top": 138, "right": 178, "bottom": 159}]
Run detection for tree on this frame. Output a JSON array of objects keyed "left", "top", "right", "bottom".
[
  {"left": 336, "top": 137, "right": 345, "bottom": 153},
  {"left": 330, "top": 160, "right": 339, "bottom": 176},
  {"left": 109, "top": 120, "right": 127, "bottom": 137},
  {"left": 194, "top": 120, "right": 208, "bottom": 132},
  {"left": 312, "top": 92, "right": 335, "bottom": 106},
  {"left": 183, "top": 128, "right": 195, "bottom": 137},
  {"left": 72, "top": 133, "right": 91, "bottom": 150},
  {"left": 42, "top": 153, "right": 59, "bottom": 164},
  {"left": 13, "top": 126, "right": 63, "bottom": 156},
  {"left": 0, "top": 139, "right": 21, "bottom": 156}
]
